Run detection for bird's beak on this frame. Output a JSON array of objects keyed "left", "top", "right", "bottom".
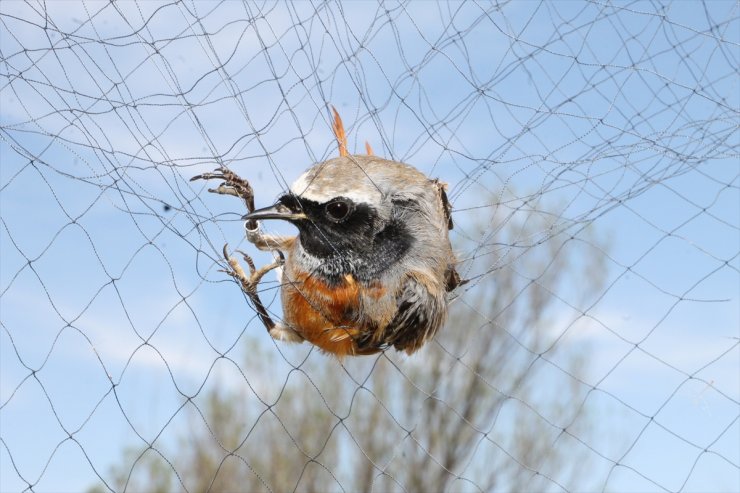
[{"left": 242, "top": 202, "right": 307, "bottom": 222}]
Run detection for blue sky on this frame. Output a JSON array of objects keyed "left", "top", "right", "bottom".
[{"left": 1, "top": 1, "right": 738, "bottom": 492}]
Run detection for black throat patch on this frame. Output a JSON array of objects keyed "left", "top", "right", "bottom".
[{"left": 289, "top": 196, "right": 415, "bottom": 284}]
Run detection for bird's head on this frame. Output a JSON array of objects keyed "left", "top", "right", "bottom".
[{"left": 243, "top": 155, "right": 445, "bottom": 284}]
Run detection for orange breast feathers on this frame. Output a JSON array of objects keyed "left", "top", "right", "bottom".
[{"left": 280, "top": 270, "right": 386, "bottom": 357}]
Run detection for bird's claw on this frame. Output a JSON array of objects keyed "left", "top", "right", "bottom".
[
  {"left": 220, "top": 243, "right": 258, "bottom": 294},
  {"left": 194, "top": 165, "right": 281, "bottom": 333},
  {"left": 191, "top": 166, "right": 256, "bottom": 213},
  {"left": 221, "top": 243, "right": 283, "bottom": 295},
  {"left": 219, "top": 243, "right": 281, "bottom": 332}
]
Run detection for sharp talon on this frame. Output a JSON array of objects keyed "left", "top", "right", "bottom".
[
  {"left": 235, "top": 250, "right": 252, "bottom": 262},
  {"left": 191, "top": 171, "right": 226, "bottom": 182},
  {"left": 198, "top": 172, "right": 278, "bottom": 333},
  {"left": 192, "top": 166, "right": 256, "bottom": 215},
  {"left": 239, "top": 252, "right": 256, "bottom": 273}
]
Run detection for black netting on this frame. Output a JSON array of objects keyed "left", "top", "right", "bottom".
[{"left": 1, "top": 2, "right": 738, "bottom": 492}]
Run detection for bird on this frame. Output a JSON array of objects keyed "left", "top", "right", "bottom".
[{"left": 192, "top": 107, "right": 461, "bottom": 357}]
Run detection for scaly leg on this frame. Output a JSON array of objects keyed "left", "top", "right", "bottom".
[
  {"left": 245, "top": 225, "right": 294, "bottom": 252},
  {"left": 220, "top": 244, "right": 303, "bottom": 342},
  {"left": 192, "top": 166, "right": 301, "bottom": 341},
  {"left": 191, "top": 166, "right": 295, "bottom": 251}
]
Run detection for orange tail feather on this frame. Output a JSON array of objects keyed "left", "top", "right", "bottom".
[{"left": 331, "top": 106, "right": 348, "bottom": 157}]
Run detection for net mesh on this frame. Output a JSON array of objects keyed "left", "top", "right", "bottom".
[{"left": 1, "top": 1, "right": 738, "bottom": 492}]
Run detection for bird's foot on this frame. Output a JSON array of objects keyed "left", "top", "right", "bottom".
[
  {"left": 220, "top": 244, "right": 282, "bottom": 331},
  {"left": 191, "top": 166, "right": 257, "bottom": 226}
]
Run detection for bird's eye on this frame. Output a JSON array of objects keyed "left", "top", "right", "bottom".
[{"left": 325, "top": 198, "right": 353, "bottom": 222}]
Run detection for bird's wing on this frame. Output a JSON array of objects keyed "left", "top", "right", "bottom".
[
  {"left": 432, "top": 179, "right": 454, "bottom": 230},
  {"left": 358, "top": 273, "right": 446, "bottom": 354}
]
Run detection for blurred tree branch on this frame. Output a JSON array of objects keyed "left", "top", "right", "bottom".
[{"left": 91, "top": 195, "right": 607, "bottom": 493}]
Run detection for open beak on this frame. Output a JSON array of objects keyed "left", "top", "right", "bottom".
[{"left": 242, "top": 202, "right": 307, "bottom": 222}]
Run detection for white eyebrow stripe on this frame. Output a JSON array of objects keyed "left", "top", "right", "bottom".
[
  {"left": 290, "top": 171, "right": 381, "bottom": 204},
  {"left": 294, "top": 188, "right": 379, "bottom": 205},
  {"left": 289, "top": 171, "right": 315, "bottom": 196}
]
